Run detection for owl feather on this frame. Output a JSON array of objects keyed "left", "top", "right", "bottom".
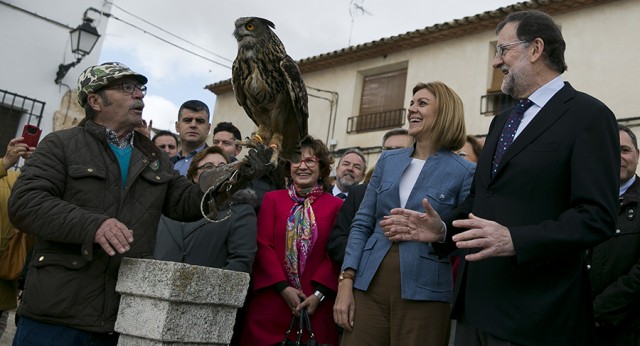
[{"left": 231, "top": 17, "right": 309, "bottom": 164}]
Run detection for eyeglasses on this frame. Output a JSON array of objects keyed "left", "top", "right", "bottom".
[
  {"left": 157, "top": 144, "right": 176, "bottom": 149},
  {"left": 495, "top": 40, "right": 530, "bottom": 59},
  {"left": 105, "top": 82, "right": 147, "bottom": 96},
  {"left": 196, "top": 162, "right": 223, "bottom": 171},
  {"left": 290, "top": 157, "right": 319, "bottom": 168}
]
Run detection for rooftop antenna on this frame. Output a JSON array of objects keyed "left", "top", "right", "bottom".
[{"left": 348, "top": 0, "right": 372, "bottom": 46}]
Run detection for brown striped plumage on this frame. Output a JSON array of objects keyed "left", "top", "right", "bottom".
[{"left": 231, "top": 17, "right": 309, "bottom": 164}]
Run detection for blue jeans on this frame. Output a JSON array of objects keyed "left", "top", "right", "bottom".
[{"left": 12, "top": 316, "right": 119, "bottom": 346}]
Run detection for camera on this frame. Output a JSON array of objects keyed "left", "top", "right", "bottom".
[{"left": 21, "top": 124, "right": 41, "bottom": 148}]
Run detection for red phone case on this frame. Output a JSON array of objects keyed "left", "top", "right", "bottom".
[{"left": 21, "top": 125, "right": 41, "bottom": 148}]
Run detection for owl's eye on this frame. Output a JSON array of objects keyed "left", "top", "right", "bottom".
[{"left": 246, "top": 23, "right": 255, "bottom": 31}]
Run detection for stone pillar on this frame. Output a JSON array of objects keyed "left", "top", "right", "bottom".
[{"left": 115, "top": 258, "right": 249, "bottom": 345}]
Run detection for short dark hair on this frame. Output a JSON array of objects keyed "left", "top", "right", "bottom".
[
  {"left": 465, "top": 135, "right": 483, "bottom": 158},
  {"left": 152, "top": 130, "right": 179, "bottom": 146},
  {"left": 178, "top": 100, "right": 210, "bottom": 121},
  {"left": 83, "top": 90, "right": 110, "bottom": 120},
  {"left": 497, "top": 10, "right": 567, "bottom": 73},
  {"left": 284, "top": 136, "right": 334, "bottom": 192},
  {"left": 186, "top": 146, "right": 229, "bottom": 182},
  {"left": 213, "top": 121, "right": 242, "bottom": 141},
  {"left": 382, "top": 128, "right": 409, "bottom": 147},
  {"left": 619, "top": 124, "right": 638, "bottom": 151}
]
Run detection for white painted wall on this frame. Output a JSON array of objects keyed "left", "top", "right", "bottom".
[{"left": 0, "top": 0, "right": 111, "bottom": 137}]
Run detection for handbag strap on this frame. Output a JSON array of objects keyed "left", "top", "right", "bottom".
[
  {"left": 282, "top": 309, "right": 317, "bottom": 345},
  {"left": 300, "top": 308, "right": 316, "bottom": 340},
  {"left": 281, "top": 313, "right": 298, "bottom": 346},
  {"left": 296, "top": 310, "right": 304, "bottom": 345}
]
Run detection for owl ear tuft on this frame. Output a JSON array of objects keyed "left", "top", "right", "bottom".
[{"left": 256, "top": 17, "right": 276, "bottom": 30}]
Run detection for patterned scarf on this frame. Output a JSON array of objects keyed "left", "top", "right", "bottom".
[{"left": 284, "top": 183, "right": 323, "bottom": 289}]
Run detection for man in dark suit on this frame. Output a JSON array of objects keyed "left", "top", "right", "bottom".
[
  {"left": 589, "top": 124, "right": 640, "bottom": 346},
  {"left": 383, "top": 10, "right": 619, "bottom": 345},
  {"left": 331, "top": 148, "right": 366, "bottom": 199}
]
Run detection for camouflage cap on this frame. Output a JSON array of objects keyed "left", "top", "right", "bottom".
[{"left": 77, "top": 62, "right": 148, "bottom": 107}]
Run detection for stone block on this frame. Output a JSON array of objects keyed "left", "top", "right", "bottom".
[
  {"left": 115, "top": 258, "right": 249, "bottom": 345},
  {"left": 116, "top": 258, "right": 249, "bottom": 306}
]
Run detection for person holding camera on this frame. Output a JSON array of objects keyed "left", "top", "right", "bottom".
[{"left": 0, "top": 137, "right": 35, "bottom": 339}]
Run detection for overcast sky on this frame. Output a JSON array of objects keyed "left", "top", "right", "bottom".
[{"left": 99, "top": 0, "right": 518, "bottom": 132}]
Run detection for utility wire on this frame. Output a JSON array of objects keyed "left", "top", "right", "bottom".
[
  {"left": 106, "top": 1, "right": 234, "bottom": 64},
  {"left": 1, "top": 0, "right": 232, "bottom": 69},
  {"left": 107, "top": 12, "right": 232, "bottom": 69}
]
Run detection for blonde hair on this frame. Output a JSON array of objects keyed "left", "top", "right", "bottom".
[{"left": 412, "top": 81, "right": 466, "bottom": 151}]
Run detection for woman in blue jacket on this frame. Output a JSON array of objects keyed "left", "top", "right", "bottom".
[{"left": 334, "top": 81, "right": 475, "bottom": 345}]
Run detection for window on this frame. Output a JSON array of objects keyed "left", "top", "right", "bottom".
[
  {"left": 480, "top": 42, "right": 517, "bottom": 116},
  {"left": 0, "top": 89, "right": 45, "bottom": 156},
  {"left": 348, "top": 68, "right": 407, "bottom": 133}
]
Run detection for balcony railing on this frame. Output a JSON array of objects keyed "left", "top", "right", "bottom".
[
  {"left": 480, "top": 92, "right": 517, "bottom": 116},
  {"left": 347, "top": 108, "right": 406, "bottom": 133}
]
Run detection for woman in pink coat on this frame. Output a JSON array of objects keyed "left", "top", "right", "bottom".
[{"left": 242, "top": 136, "right": 342, "bottom": 345}]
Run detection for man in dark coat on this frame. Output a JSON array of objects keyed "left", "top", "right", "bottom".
[
  {"left": 7, "top": 62, "right": 267, "bottom": 346},
  {"left": 383, "top": 10, "right": 619, "bottom": 345},
  {"left": 589, "top": 124, "right": 640, "bottom": 346}
]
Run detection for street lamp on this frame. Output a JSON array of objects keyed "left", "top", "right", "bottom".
[{"left": 54, "top": 13, "right": 101, "bottom": 84}]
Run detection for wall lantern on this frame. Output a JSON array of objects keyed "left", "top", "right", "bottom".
[{"left": 54, "top": 11, "right": 101, "bottom": 84}]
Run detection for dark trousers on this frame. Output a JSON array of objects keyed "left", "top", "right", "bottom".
[
  {"left": 13, "top": 316, "right": 119, "bottom": 346},
  {"left": 595, "top": 322, "right": 640, "bottom": 346},
  {"left": 454, "top": 314, "right": 521, "bottom": 346}
]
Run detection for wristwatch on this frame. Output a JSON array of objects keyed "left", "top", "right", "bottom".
[
  {"left": 339, "top": 271, "right": 354, "bottom": 282},
  {"left": 314, "top": 290, "right": 325, "bottom": 302}
]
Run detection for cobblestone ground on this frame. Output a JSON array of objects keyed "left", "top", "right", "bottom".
[{"left": 0, "top": 309, "right": 16, "bottom": 345}]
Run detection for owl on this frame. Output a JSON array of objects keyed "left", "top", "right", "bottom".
[{"left": 232, "top": 17, "right": 309, "bottom": 165}]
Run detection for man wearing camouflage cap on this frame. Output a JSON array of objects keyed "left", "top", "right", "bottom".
[{"left": 7, "top": 62, "right": 209, "bottom": 345}]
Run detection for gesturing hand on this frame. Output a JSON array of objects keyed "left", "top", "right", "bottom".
[
  {"left": 452, "top": 213, "right": 515, "bottom": 261},
  {"left": 94, "top": 218, "right": 134, "bottom": 256},
  {"left": 381, "top": 198, "right": 445, "bottom": 243}
]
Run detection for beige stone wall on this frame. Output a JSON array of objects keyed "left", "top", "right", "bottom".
[
  {"left": 52, "top": 90, "right": 84, "bottom": 131},
  {"left": 212, "top": 0, "right": 640, "bottom": 167}
]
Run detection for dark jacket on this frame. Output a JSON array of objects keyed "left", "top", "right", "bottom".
[
  {"left": 8, "top": 120, "right": 203, "bottom": 333},
  {"left": 327, "top": 183, "right": 368, "bottom": 264},
  {"left": 435, "top": 83, "right": 619, "bottom": 345},
  {"left": 154, "top": 188, "right": 258, "bottom": 273},
  {"left": 589, "top": 176, "right": 640, "bottom": 338}
]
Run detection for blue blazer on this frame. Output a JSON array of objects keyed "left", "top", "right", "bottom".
[{"left": 342, "top": 147, "right": 475, "bottom": 301}]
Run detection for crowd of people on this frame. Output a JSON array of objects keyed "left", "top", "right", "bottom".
[{"left": 0, "top": 8, "right": 638, "bottom": 346}]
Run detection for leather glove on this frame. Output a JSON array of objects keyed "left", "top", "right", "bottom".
[{"left": 239, "top": 145, "right": 274, "bottom": 180}]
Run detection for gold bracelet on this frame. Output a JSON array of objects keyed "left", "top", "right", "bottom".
[{"left": 339, "top": 271, "right": 354, "bottom": 282}]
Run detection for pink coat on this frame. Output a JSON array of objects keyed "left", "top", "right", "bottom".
[{"left": 241, "top": 190, "right": 342, "bottom": 345}]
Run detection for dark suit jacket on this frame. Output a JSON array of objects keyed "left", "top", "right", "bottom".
[
  {"left": 435, "top": 82, "right": 619, "bottom": 345},
  {"left": 327, "top": 183, "right": 368, "bottom": 264}
]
